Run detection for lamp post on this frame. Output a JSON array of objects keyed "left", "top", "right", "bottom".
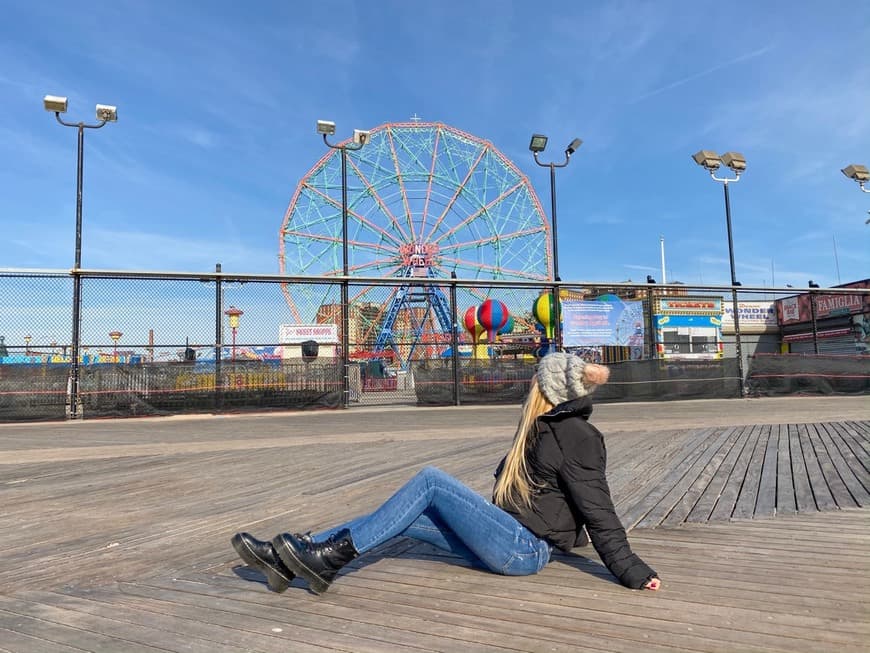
[
  {"left": 692, "top": 149, "right": 747, "bottom": 396},
  {"left": 109, "top": 331, "right": 123, "bottom": 362},
  {"left": 808, "top": 280, "right": 821, "bottom": 354},
  {"left": 225, "top": 306, "right": 243, "bottom": 361},
  {"left": 317, "top": 120, "right": 370, "bottom": 408},
  {"left": 529, "top": 133, "right": 582, "bottom": 352},
  {"left": 44, "top": 94, "right": 117, "bottom": 418}
]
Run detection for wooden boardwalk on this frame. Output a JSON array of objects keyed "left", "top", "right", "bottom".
[{"left": 0, "top": 398, "right": 868, "bottom": 652}]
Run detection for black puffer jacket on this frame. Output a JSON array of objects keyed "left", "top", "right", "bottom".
[{"left": 494, "top": 397, "right": 656, "bottom": 589}]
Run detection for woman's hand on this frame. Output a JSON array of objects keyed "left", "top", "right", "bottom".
[{"left": 643, "top": 577, "right": 661, "bottom": 591}]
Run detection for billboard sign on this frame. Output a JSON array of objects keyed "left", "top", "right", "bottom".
[
  {"left": 562, "top": 299, "right": 644, "bottom": 347},
  {"left": 776, "top": 279, "right": 870, "bottom": 324},
  {"left": 721, "top": 301, "right": 778, "bottom": 334}
]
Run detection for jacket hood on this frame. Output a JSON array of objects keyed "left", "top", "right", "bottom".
[{"left": 540, "top": 396, "right": 593, "bottom": 421}]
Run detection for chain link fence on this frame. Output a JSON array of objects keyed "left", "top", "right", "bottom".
[{"left": 0, "top": 269, "right": 867, "bottom": 421}]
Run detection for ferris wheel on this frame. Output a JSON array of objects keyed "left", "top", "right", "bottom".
[{"left": 279, "top": 121, "right": 552, "bottom": 366}]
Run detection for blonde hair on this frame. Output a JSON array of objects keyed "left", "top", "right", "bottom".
[{"left": 493, "top": 377, "right": 554, "bottom": 510}]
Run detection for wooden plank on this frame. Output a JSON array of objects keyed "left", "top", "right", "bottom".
[
  {"left": 341, "top": 548, "right": 870, "bottom": 628},
  {"left": 754, "top": 423, "right": 780, "bottom": 517},
  {"left": 0, "top": 597, "right": 170, "bottom": 653},
  {"left": 194, "top": 558, "right": 868, "bottom": 653},
  {"left": 775, "top": 423, "right": 797, "bottom": 515},
  {"left": 732, "top": 424, "right": 772, "bottom": 520},
  {"left": 117, "top": 579, "right": 607, "bottom": 653},
  {"left": 0, "top": 593, "right": 260, "bottom": 653},
  {"left": 846, "top": 420, "right": 870, "bottom": 441},
  {"left": 840, "top": 421, "right": 870, "bottom": 456},
  {"left": 797, "top": 424, "right": 837, "bottom": 511},
  {"left": 661, "top": 427, "right": 741, "bottom": 526},
  {"left": 709, "top": 425, "right": 763, "bottom": 521},
  {"left": 788, "top": 424, "right": 816, "bottom": 513},
  {"left": 807, "top": 425, "right": 859, "bottom": 509},
  {"left": 815, "top": 423, "right": 870, "bottom": 507},
  {"left": 15, "top": 589, "right": 338, "bottom": 653},
  {"left": 0, "top": 627, "right": 88, "bottom": 653},
  {"left": 610, "top": 428, "right": 700, "bottom": 510},
  {"left": 158, "top": 576, "right": 701, "bottom": 653},
  {"left": 829, "top": 422, "right": 870, "bottom": 480},
  {"left": 317, "top": 543, "right": 870, "bottom": 640},
  {"left": 616, "top": 428, "right": 720, "bottom": 529},
  {"left": 685, "top": 426, "right": 754, "bottom": 523},
  {"left": 636, "top": 427, "right": 739, "bottom": 528}
]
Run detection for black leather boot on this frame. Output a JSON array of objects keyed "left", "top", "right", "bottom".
[
  {"left": 231, "top": 532, "right": 309, "bottom": 593},
  {"left": 272, "top": 528, "right": 359, "bottom": 594}
]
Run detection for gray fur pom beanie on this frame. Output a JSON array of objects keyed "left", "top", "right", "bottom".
[{"left": 536, "top": 352, "right": 610, "bottom": 405}]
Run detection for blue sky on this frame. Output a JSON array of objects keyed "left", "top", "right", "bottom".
[{"left": 2, "top": 0, "right": 869, "bottom": 289}]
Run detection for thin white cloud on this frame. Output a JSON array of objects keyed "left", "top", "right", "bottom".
[
  {"left": 181, "top": 127, "right": 218, "bottom": 149},
  {"left": 632, "top": 45, "right": 775, "bottom": 103}
]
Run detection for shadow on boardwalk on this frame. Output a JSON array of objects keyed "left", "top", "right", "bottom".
[{"left": 0, "top": 397, "right": 867, "bottom": 652}]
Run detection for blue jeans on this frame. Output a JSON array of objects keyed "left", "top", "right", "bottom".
[{"left": 311, "top": 466, "right": 551, "bottom": 576}]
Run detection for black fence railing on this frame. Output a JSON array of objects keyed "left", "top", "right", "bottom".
[{"left": 0, "top": 268, "right": 867, "bottom": 421}]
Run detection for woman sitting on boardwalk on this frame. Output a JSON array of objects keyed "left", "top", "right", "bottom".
[{"left": 232, "top": 352, "right": 660, "bottom": 594}]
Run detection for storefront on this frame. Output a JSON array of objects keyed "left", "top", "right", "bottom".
[
  {"left": 652, "top": 296, "right": 723, "bottom": 360},
  {"left": 776, "top": 280, "right": 870, "bottom": 355}
]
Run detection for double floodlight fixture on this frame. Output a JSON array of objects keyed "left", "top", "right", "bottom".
[
  {"left": 317, "top": 120, "right": 369, "bottom": 148},
  {"left": 841, "top": 163, "right": 869, "bottom": 188},
  {"left": 528, "top": 133, "right": 583, "bottom": 157},
  {"left": 352, "top": 129, "right": 370, "bottom": 146},
  {"left": 316, "top": 120, "right": 336, "bottom": 136},
  {"left": 43, "top": 95, "right": 68, "bottom": 113},
  {"left": 95, "top": 104, "right": 118, "bottom": 122},
  {"left": 692, "top": 150, "right": 721, "bottom": 171},
  {"left": 43, "top": 95, "right": 118, "bottom": 123},
  {"left": 566, "top": 138, "right": 583, "bottom": 156},
  {"left": 528, "top": 134, "right": 548, "bottom": 153},
  {"left": 692, "top": 149, "right": 746, "bottom": 179},
  {"left": 720, "top": 151, "right": 746, "bottom": 172}
]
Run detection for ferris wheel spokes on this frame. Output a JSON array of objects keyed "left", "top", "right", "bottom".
[
  {"left": 423, "top": 146, "right": 488, "bottom": 242},
  {"left": 346, "top": 155, "right": 412, "bottom": 243},
  {"left": 385, "top": 127, "right": 419, "bottom": 242},
  {"left": 433, "top": 181, "right": 525, "bottom": 245},
  {"left": 301, "top": 183, "right": 405, "bottom": 249}
]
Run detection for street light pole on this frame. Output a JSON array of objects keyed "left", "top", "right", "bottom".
[
  {"left": 44, "top": 95, "right": 117, "bottom": 419},
  {"left": 692, "top": 150, "right": 747, "bottom": 397},
  {"left": 722, "top": 181, "right": 744, "bottom": 394},
  {"left": 530, "top": 134, "right": 582, "bottom": 353},
  {"left": 547, "top": 163, "right": 560, "bottom": 284},
  {"left": 318, "top": 120, "right": 369, "bottom": 408}
]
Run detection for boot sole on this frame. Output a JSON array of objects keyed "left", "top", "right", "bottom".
[
  {"left": 231, "top": 534, "right": 292, "bottom": 593},
  {"left": 272, "top": 534, "right": 331, "bottom": 595}
]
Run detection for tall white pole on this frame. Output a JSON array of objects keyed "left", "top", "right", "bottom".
[
  {"left": 771, "top": 259, "right": 775, "bottom": 300},
  {"left": 660, "top": 235, "right": 667, "bottom": 284}
]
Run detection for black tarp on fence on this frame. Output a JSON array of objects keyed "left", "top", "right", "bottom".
[
  {"left": 747, "top": 354, "right": 870, "bottom": 396},
  {"left": 413, "top": 358, "right": 741, "bottom": 406},
  {"left": 0, "top": 360, "right": 343, "bottom": 421}
]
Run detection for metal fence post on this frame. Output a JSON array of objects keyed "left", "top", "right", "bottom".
[
  {"left": 214, "top": 263, "right": 223, "bottom": 409},
  {"left": 450, "top": 272, "right": 460, "bottom": 406},
  {"left": 646, "top": 287, "right": 657, "bottom": 359}
]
